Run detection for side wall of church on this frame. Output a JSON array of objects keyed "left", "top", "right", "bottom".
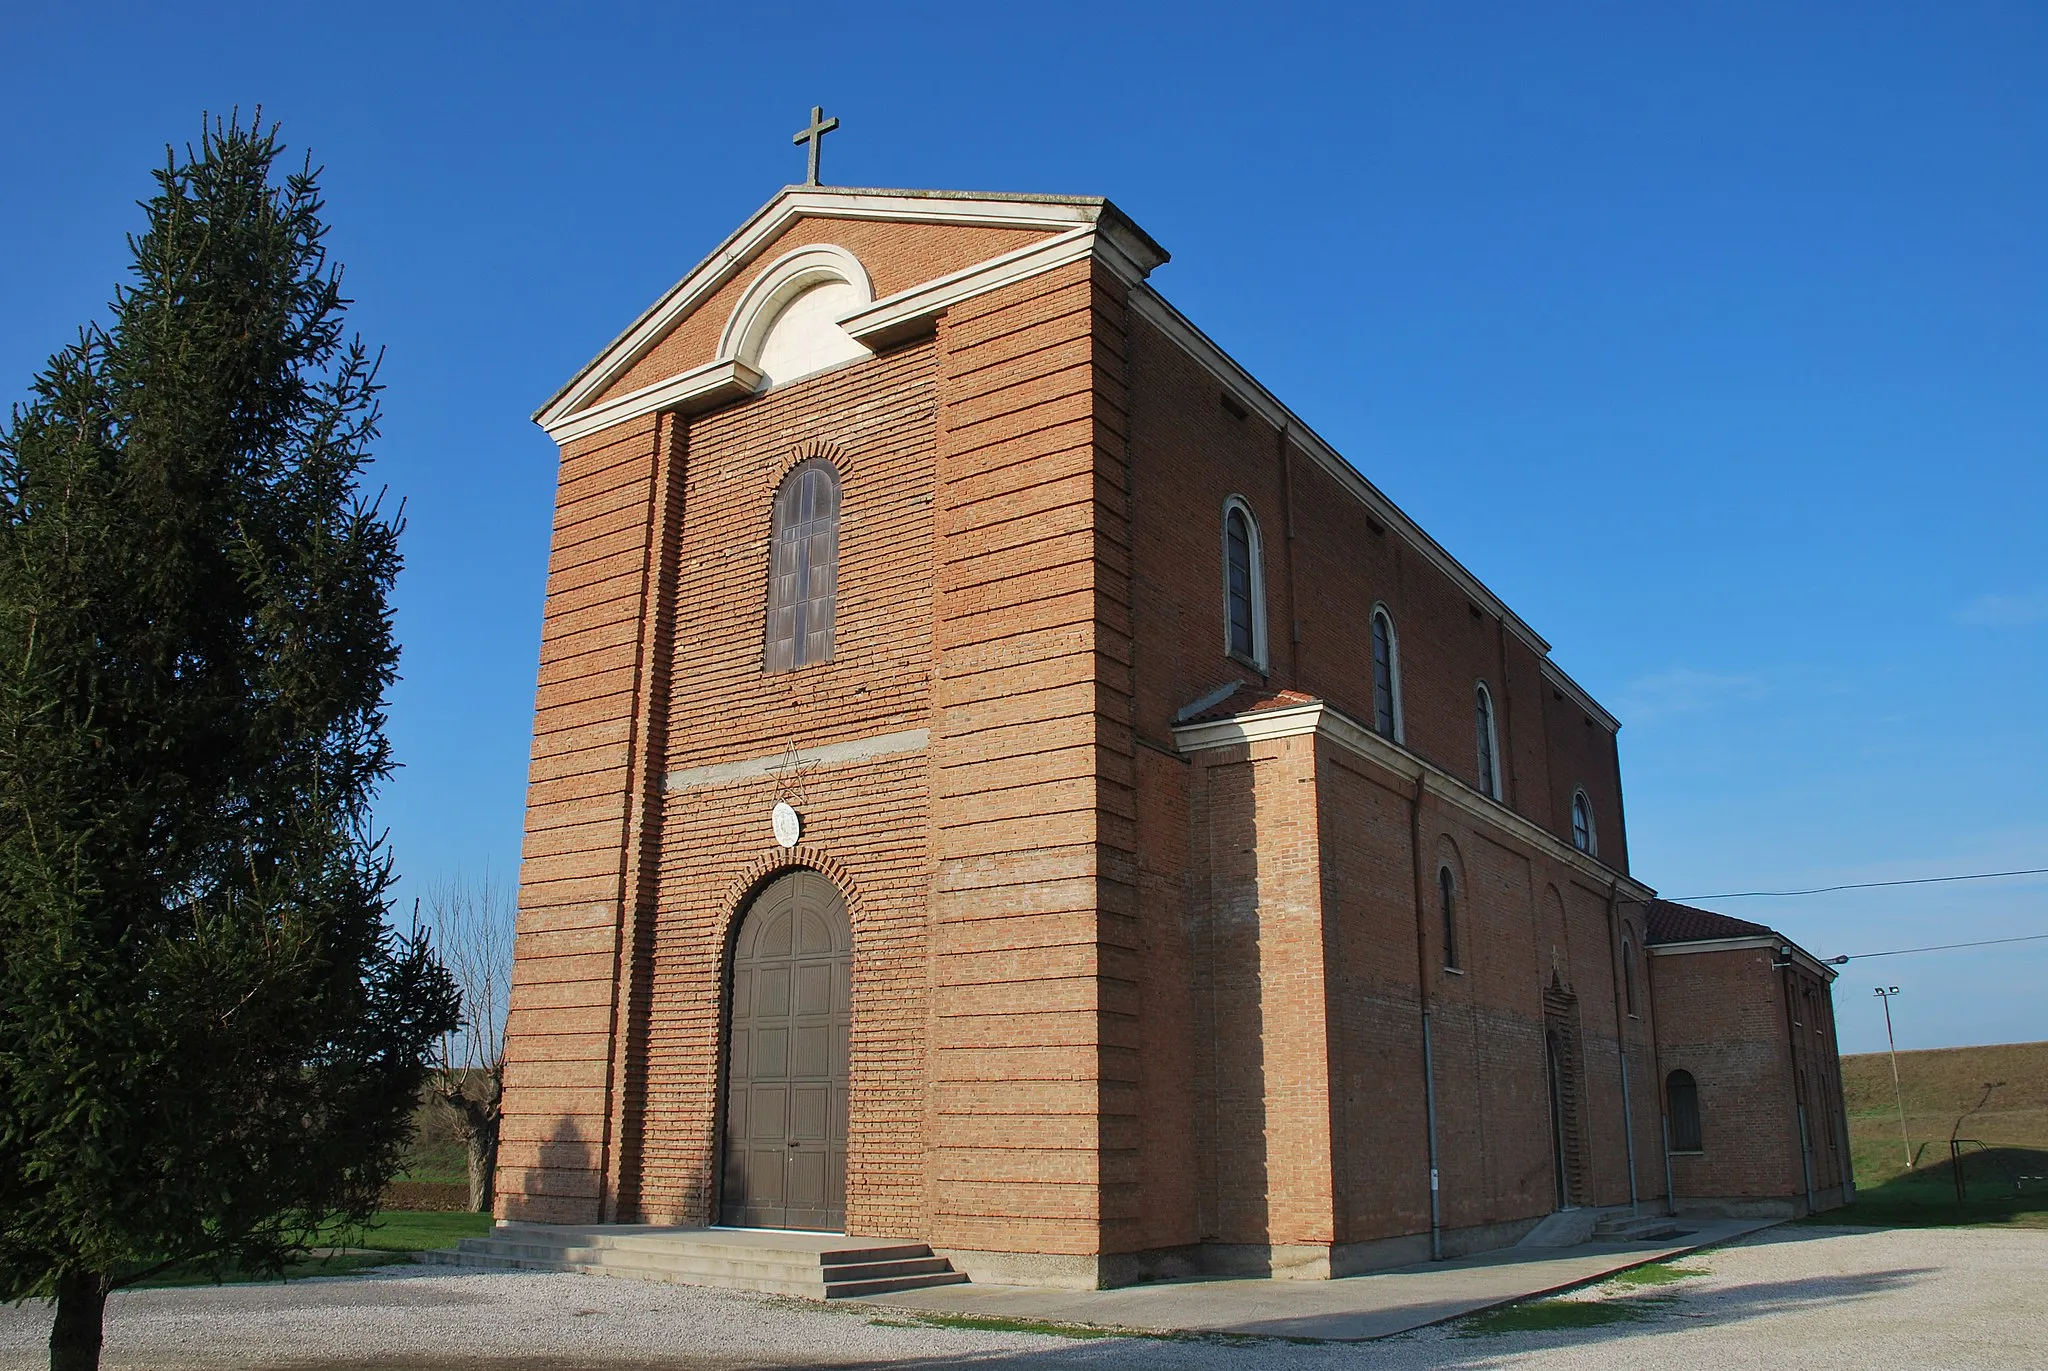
[
  {"left": 1121, "top": 305, "right": 1666, "bottom": 1260},
  {"left": 1791, "top": 970, "right": 1852, "bottom": 1201},
  {"left": 1314, "top": 755, "right": 1665, "bottom": 1250},
  {"left": 1116, "top": 314, "right": 1629, "bottom": 867},
  {"left": 1650, "top": 948, "right": 1850, "bottom": 1212}
]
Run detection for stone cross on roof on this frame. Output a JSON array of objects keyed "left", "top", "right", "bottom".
[{"left": 792, "top": 105, "right": 840, "bottom": 187}]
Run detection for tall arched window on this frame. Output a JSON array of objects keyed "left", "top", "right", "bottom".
[
  {"left": 1570, "top": 789, "right": 1596, "bottom": 856},
  {"left": 1438, "top": 865, "right": 1460, "bottom": 970},
  {"left": 1221, "top": 497, "right": 1266, "bottom": 669},
  {"left": 1667, "top": 1069, "right": 1702, "bottom": 1152},
  {"left": 762, "top": 459, "right": 840, "bottom": 674},
  {"left": 1475, "top": 683, "right": 1502, "bottom": 800},
  {"left": 1621, "top": 935, "right": 1638, "bottom": 1016},
  {"left": 1370, "top": 607, "right": 1402, "bottom": 740}
]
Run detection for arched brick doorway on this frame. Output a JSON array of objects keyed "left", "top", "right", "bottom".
[{"left": 720, "top": 869, "right": 850, "bottom": 1231}]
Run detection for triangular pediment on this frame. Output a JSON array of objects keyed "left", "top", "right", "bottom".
[{"left": 534, "top": 187, "right": 1167, "bottom": 445}]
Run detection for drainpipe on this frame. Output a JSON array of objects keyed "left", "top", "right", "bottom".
[
  {"left": 1647, "top": 939, "right": 1679, "bottom": 1217},
  {"left": 1604, "top": 884, "right": 1640, "bottom": 1217},
  {"left": 1408, "top": 771, "right": 1443, "bottom": 1260}
]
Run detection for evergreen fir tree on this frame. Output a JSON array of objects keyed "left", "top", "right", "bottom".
[{"left": 0, "top": 115, "right": 458, "bottom": 1371}]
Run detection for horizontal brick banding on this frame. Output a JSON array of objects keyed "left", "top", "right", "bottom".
[{"left": 499, "top": 413, "right": 661, "bottom": 1220}]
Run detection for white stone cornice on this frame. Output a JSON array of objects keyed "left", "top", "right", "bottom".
[
  {"left": 543, "top": 358, "right": 763, "bottom": 445},
  {"left": 1172, "top": 699, "right": 1652, "bottom": 900},
  {"left": 1091, "top": 218, "right": 1162, "bottom": 288},
  {"left": 839, "top": 226, "right": 1100, "bottom": 351},
  {"left": 1649, "top": 935, "right": 1837, "bottom": 983}
]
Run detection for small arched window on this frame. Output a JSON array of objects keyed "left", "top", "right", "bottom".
[
  {"left": 1667, "top": 1069, "right": 1702, "bottom": 1152},
  {"left": 1621, "top": 935, "right": 1638, "bottom": 1016},
  {"left": 1475, "top": 683, "right": 1502, "bottom": 800},
  {"left": 762, "top": 459, "right": 841, "bottom": 674},
  {"left": 1221, "top": 497, "right": 1265, "bottom": 669},
  {"left": 1370, "top": 607, "right": 1402, "bottom": 740},
  {"left": 1570, "top": 789, "right": 1596, "bottom": 856},
  {"left": 1438, "top": 866, "right": 1460, "bottom": 970}
]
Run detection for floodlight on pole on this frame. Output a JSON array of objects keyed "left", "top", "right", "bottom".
[{"left": 1874, "top": 986, "right": 1911, "bottom": 1169}]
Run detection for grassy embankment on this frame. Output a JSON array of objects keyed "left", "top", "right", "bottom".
[{"left": 1827, "top": 1039, "right": 2048, "bottom": 1228}]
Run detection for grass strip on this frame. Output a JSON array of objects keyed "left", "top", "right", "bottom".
[
  {"left": 1604, "top": 1261, "right": 1706, "bottom": 1287},
  {"left": 124, "top": 1209, "right": 493, "bottom": 1289}
]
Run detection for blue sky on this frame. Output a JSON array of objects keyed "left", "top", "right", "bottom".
[{"left": 2, "top": 2, "right": 2041, "bottom": 1055}]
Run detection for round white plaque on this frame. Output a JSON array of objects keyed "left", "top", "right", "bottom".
[{"left": 771, "top": 801, "right": 802, "bottom": 849}]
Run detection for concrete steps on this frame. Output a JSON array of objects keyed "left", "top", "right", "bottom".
[
  {"left": 1593, "top": 1213, "right": 1685, "bottom": 1243},
  {"left": 1519, "top": 1207, "right": 1687, "bottom": 1248},
  {"left": 420, "top": 1223, "right": 967, "bottom": 1300}
]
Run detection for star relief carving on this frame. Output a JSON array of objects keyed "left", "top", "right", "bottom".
[{"left": 768, "top": 740, "right": 817, "bottom": 809}]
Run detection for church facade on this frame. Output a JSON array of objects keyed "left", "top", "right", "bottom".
[{"left": 497, "top": 185, "right": 1849, "bottom": 1286}]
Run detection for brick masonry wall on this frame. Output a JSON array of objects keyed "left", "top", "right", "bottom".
[
  {"left": 504, "top": 219, "right": 1139, "bottom": 1250},
  {"left": 1794, "top": 971, "right": 1852, "bottom": 1195},
  {"left": 1649, "top": 946, "right": 1817, "bottom": 1202},
  {"left": 1121, "top": 304, "right": 1664, "bottom": 1247},
  {"left": 499, "top": 409, "right": 669, "bottom": 1224},
  {"left": 616, "top": 339, "right": 943, "bottom": 1230},
  {"left": 924, "top": 257, "right": 1135, "bottom": 1263},
  {"left": 1120, "top": 318, "right": 1619, "bottom": 849},
  {"left": 1186, "top": 735, "right": 1337, "bottom": 1249}
]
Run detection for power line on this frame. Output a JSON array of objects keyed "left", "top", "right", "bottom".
[
  {"left": 1827, "top": 932, "right": 2048, "bottom": 964},
  {"left": 1670, "top": 866, "right": 2048, "bottom": 902}
]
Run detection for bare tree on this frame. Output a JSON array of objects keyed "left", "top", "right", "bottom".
[{"left": 423, "top": 871, "right": 514, "bottom": 1211}]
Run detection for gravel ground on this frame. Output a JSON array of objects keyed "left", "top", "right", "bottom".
[{"left": 2, "top": 1224, "right": 2043, "bottom": 1370}]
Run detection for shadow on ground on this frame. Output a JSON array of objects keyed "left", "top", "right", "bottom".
[{"left": 1204, "top": 1250, "right": 1935, "bottom": 1346}]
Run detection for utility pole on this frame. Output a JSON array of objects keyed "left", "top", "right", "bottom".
[{"left": 1875, "top": 986, "right": 1911, "bottom": 1169}]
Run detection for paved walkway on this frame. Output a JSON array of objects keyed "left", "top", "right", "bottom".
[
  {"left": 5, "top": 1225, "right": 2047, "bottom": 1368},
  {"left": 864, "top": 1217, "right": 1776, "bottom": 1338}
]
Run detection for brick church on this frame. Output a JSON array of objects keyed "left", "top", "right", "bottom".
[{"left": 498, "top": 174, "right": 1852, "bottom": 1286}]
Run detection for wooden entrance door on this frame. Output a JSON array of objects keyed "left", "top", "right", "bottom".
[{"left": 720, "top": 870, "right": 850, "bottom": 1231}]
